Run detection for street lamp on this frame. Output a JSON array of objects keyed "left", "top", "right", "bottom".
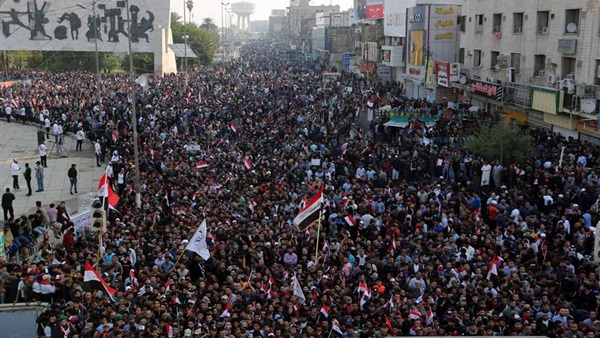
[
  {"left": 125, "top": 0, "right": 142, "bottom": 208},
  {"left": 77, "top": 1, "right": 101, "bottom": 107},
  {"left": 221, "top": 2, "right": 229, "bottom": 57}
]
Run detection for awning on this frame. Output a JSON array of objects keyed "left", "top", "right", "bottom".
[
  {"left": 384, "top": 121, "right": 408, "bottom": 128},
  {"left": 168, "top": 44, "right": 197, "bottom": 58}
]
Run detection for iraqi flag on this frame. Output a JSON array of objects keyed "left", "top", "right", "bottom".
[
  {"left": 230, "top": 123, "right": 237, "bottom": 133},
  {"left": 97, "top": 173, "right": 120, "bottom": 209},
  {"left": 486, "top": 255, "right": 503, "bottom": 280},
  {"left": 320, "top": 304, "right": 330, "bottom": 318},
  {"left": 344, "top": 214, "right": 356, "bottom": 227},
  {"left": 332, "top": 319, "right": 343, "bottom": 335},
  {"left": 243, "top": 157, "right": 253, "bottom": 170},
  {"left": 84, "top": 262, "right": 116, "bottom": 301},
  {"left": 409, "top": 309, "right": 422, "bottom": 320},
  {"left": 293, "top": 185, "right": 324, "bottom": 231},
  {"left": 196, "top": 161, "right": 208, "bottom": 169},
  {"left": 385, "top": 316, "right": 396, "bottom": 335},
  {"left": 426, "top": 309, "right": 434, "bottom": 325},
  {"left": 220, "top": 303, "right": 232, "bottom": 317}
]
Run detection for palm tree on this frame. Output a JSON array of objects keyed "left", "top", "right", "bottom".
[{"left": 200, "top": 18, "right": 216, "bottom": 32}]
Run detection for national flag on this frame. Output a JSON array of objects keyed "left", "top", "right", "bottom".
[
  {"left": 84, "top": 262, "right": 116, "bottom": 302},
  {"left": 165, "top": 324, "right": 174, "bottom": 338},
  {"left": 385, "top": 316, "right": 395, "bottom": 335},
  {"left": 292, "top": 275, "right": 306, "bottom": 303},
  {"left": 243, "top": 157, "right": 253, "bottom": 170},
  {"left": 148, "top": 147, "right": 154, "bottom": 159},
  {"left": 97, "top": 173, "right": 120, "bottom": 209},
  {"left": 320, "top": 304, "right": 329, "bottom": 318},
  {"left": 185, "top": 219, "right": 210, "bottom": 260},
  {"left": 344, "top": 214, "right": 356, "bottom": 227},
  {"left": 268, "top": 277, "right": 275, "bottom": 287},
  {"left": 360, "top": 284, "right": 371, "bottom": 308},
  {"left": 248, "top": 200, "right": 257, "bottom": 214},
  {"left": 426, "top": 309, "right": 434, "bottom": 325},
  {"left": 409, "top": 309, "right": 422, "bottom": 320},
  {"left": 332, "top": 319, "right": 343, "bottom": 335},
  {"left": 341, "top": 142, "right": 348, "bottom": 155},
  {"left": 294, "top": 303, "right": 301, "bottom": 311},
  {"left": 220, "top": 303, "right": 231, "bottom": 317},
  {"left": 174, "top": 295, "right": 182, "bottom": 305},
  {"left": 486, "top": 255, "right": 503, "bottom": 280},
  {"left": 196, "top": 161, "right": 208, "bottom": 169},
  {"left": 230, "top": 123, "right": 237, "bottom": 133},
  {"left": 163, "top": 190, "right": 170, "bottom": 207},
  {"left": 164, "top": 280, "right": 171, "bottom": 292},
  {"left": 293, "top": 185, "right": 324, "bottom": 231},
  {"left": 188, "top": 297, "right": 197, "bottom": 305},
  {"left": 129, "top": 268, "right": 139, "bottom": 290},
  {"left": 357, "top": 282, "right": 368, "bottom": 294},
  {"left": 385, "top": 295, "right": 394, "bottom": 311},
  {"left": 297, "top": 197, "right": 307, "bottom": 211}
]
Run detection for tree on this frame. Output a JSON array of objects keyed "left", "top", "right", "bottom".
[
  {"left": 463, "top": 121, "right": 535, "bottom": 165},
  {"left": 171, "top": 12, "right": 217, "bottom": 66}
]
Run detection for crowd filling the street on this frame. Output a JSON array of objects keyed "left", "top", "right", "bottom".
[{"left": 1, "top": 43, "right": 600, "bottom": 338}]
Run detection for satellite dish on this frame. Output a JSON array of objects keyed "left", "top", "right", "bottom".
[
  {"left": 581, "top": 99, "right": 597, "bottom": 114},
  {"left": 135, "top": 74, "right": 148, "bottom": 88},
  {"left": 566, "top": 22, "right": 578, "bottom": 33},
  {"left": 459, "top": 75, "right": 467, "bottom": 84}
]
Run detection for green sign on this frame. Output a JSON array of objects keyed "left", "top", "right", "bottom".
[{"left": 0, "top": 229, "right": 5, "bottom": 262}]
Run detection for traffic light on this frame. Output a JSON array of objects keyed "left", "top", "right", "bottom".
[{"left": 91, "top": 199, "right": 105, "bottom": 230}]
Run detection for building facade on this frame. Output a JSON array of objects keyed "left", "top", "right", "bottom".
[{"left": 460, "top": 0, "right": 600, "bottom": 141}]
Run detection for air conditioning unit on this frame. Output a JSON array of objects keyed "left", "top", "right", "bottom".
[
  {"left": 537, "top": 70, "right": 545, "bottom": 77},
  {"left": 355, "top": 27, "right": 362, "bottom": 33},
  {"left": 475, "top": 25, "right": 484, "bottom": 33},
  {"left": 514, "top": 27, "right": 523, "bottom": 33},
  {"left": 486, "top": 77, "right": 495, "bottom": 83},
  {"left": 576, "top": 84, "right": 587, "bottom": 97},
  {"left": 506, "top": 67, "right": 516, "bottom": 82},
  {"left": 547, "top": 74, "right": 557, "bottom": 84},
  {"left": 564, "top": 78, "right": 575, "bottom": 94},
  {"left": 566, "top": 73, "right": 575, "bottom": 80}
]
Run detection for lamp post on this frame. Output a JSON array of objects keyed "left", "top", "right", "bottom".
[
  {"left": 77, "top": 1, "right": 101, "bottom": 107},
  {"left": 183, "top": 0, "right": 187, "bottom": 73},
  {"left": 221, "top": 2, "right": 229, "bottom": 57},
  {"left": 185, "top": 0, "right": 193, "bottom": 73},
  {"left": 125, "top": 0, "right": 142, "bottom": 208}
]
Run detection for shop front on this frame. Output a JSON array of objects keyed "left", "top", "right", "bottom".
[
  {"left": 528, "top": 86, "right": 564, "bottom": 131},
  {"left": 469, "top": 79, "right": 504, "bottom": 114}
]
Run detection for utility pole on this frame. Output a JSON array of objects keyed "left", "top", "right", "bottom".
[{"left": 126, "top": 0, "right": 142, "bottom": 207}]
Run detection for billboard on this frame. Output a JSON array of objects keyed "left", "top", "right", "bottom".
[
  {"left": 355, "top": 0, "right": 367, "bottom": 20},
  {"left": 0, "top": 0, "right": 170, "bottom": 53},
  {"left": 429, "top": 5, "right": 459, "bottom": 63},
  {"left": 366, "top": 0, "right": 383, "bottom": 19},
  {"left": 409, "top": 30, "right": 424, "bottom": 66},
  {"left": 436, "top": 61, "right": 450, "bottom": 87},
  {"left": 384, "top": 0, "right": 415, "bottom": 37}
]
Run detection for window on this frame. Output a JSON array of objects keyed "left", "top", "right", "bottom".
[
  {"left": 565, "top": 9, "right": 580, "bottom": 33},
  {"left": 459, "top": 15, "right": 466, "bottom": 32},
  {"left": 474, "top": 49, "right": 482, "bottom": 67},
  {"left": 561, "top": 57, "right": 576, "bottom": 79},
  {"left": 595, "top": 60, "right": 600, "bottom": 86},
  {"left": 537, "top": 11, "right": 549, "bottom": 34},
  {"left": 491, "top": 51, "right": 500, "bottom": 68},
  {"left": 458, "top": 48, "right": 465, "bottom": 64},
  {"left": 475, "top": 14, "right": 484, "bottom": 33},
  {"left": 493, "top": 13, "right": 502, "bottom": 33},
  {"left": 534, "top": 54, "right": 546, "bottom": 76},
  {"left": 513, "top": 13, "right": 524, "bottom": 33},
  {"left": 511, "top": 53, "right": 521, "bottom": 73}
]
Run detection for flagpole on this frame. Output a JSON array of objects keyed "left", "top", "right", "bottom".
[
  {"left": 314, "top": 209, "right": 323, "bottom": 268},
  {"left": 173, "top": 218, "right": 205, "bottom": 268},
  {"left": 326, "top": 327, "right": 333, "bottom": 338}
]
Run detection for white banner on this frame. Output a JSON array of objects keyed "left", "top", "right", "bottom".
[
  {"left": 71, "top": 210, "right": 92, "bottom": 233},
  {"left": 186, "top": 219, "right": 210, "bottom": 260}
]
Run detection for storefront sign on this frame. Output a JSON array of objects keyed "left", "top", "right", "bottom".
[
  {"left": 471, "top": 80, "right": 504, "bottom": 101},
  {"left": 435, "top": 19, "right": 454, "bottom": 28},
  {"left": 436, "top": 61, "right": 450, "bottom": 87},
  {"left": 435, "top": 32, "right": 453, "bottom": 39},
  {"left": 435, "top": 7, "right": 455, "bottom": 15},
  {"left": 366, "top": 0, "right": 384, "bottom": 19},
  {"left": 407, "top": 65, "right": 425, "bottom": 81},
  {"left": 409, "top": 14, "right": 423, "bottom": 23}
]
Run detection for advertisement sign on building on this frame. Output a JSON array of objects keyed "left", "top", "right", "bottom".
[
  {"left": 355, "top": 0, "right": 367, "bottom": 19},
  {"left": 366, "top": 0, "right": 384, "bottom": 19},
  {"left": 436, "top": 61, "right": 450, "bottom": 87},
  {"left": 409, "top": 30, "right": 425, "bottom": 66},
  {"left": 429, "top": 5, "right": 459, "bottom": 64},
  {"left": 407, "top": 65, "right": 425, "bottom": 81},
  {"left": 471, "top": 80, "right": 504, "bottom": 101},
  {"left": 384, "top": 0, "right": 416, "bottom": 37}
]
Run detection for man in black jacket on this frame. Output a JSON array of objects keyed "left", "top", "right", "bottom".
[
  {"left": 67, "top": 164, "right": 78, "bottom": 195},
  {"left": 1, "top": 188, "right": 15, "bottom": 220}
]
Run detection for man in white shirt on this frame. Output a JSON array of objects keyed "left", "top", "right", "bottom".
[
  {"left": 38, "top": 142, "right": 48, "bottom": 167},
  {"left": 4, "top": 105, "right": 12, "bottom": 123},
  {"left": 52, "top": 122, "right": 61, "bottom": 144},
  {"left": 95, "top": 141, "right": 102, "bottom": 167},
  {"left": 75, "top": 128, "right": 85, "bottom": 151},
  {"left": 10, "top": 159, "right": 20, "bottom": 190},
  {"left": 43, "top": 117, "right": 51, "bottom": 138}
]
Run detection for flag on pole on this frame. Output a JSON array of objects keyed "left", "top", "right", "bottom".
[
  {"left": 84, "top": 262, "right": 116, "bottom": 301},
  {"left": 486, "top": 255, "right": 503, "bottom": 280},
  {"left": 220, "top": 303, "right": 231, "bottom": 317},
  {"left": 385, "top": 316, "right": 396, "bottom": 335},
  {"left": 97, "top": 173, "right": 120, "bottom": 209},
  {"left": 293, "top": 185, "right": 324, "bottom": 231},
  {"left": 359, "top": 284, "right": 371, "bottom": 308},
  {"left": 165, "top": 324, "right": 174, "bottom": 338},
  {"left": 185, "top": 219, "right": 210, "bottom": 260},
  {"left": 320, "top": 304, "right": 329, "bottom": 318},
  {"left": 332, "top": 319, "right": 343, "bottom": 335},
  {"left": 243, "top": 157, "right": 253, "bottom": 170},
  {"left": 409, "top": 309, "right": 422, "bottom": 320},
  {"left": 426, "top": 309, "right": 434, "bottom": 325},
  {"left": 344, "top": 214, "right": 356, "bottom": 227},
  {"left": 292, "top": 275, "right": 306, "bottom": 303},
  {"left": 230, "top": 123, "right": 237, "bottom": 133},
  {"left": 196, "top": 161, "right": 208, "bottom": 169}
]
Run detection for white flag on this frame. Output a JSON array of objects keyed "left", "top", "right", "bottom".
[
  {"left": 185, "top": 219, "right": 210, "bottom": 260},
  {"left": 292, "top": 275, "right": 306, "bottom": 304}
]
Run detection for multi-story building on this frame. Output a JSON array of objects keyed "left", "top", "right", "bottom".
[{"left": 460, "top": 0, "right": 600, "bottom": 141}]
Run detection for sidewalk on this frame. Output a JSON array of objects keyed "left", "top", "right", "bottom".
[{"left": 0, "top": 121, "right": 104, "bottom": 218}]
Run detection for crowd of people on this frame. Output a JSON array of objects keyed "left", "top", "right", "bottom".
[{"left": 0, "top": 43, "right": 599, "bottom": 338}]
